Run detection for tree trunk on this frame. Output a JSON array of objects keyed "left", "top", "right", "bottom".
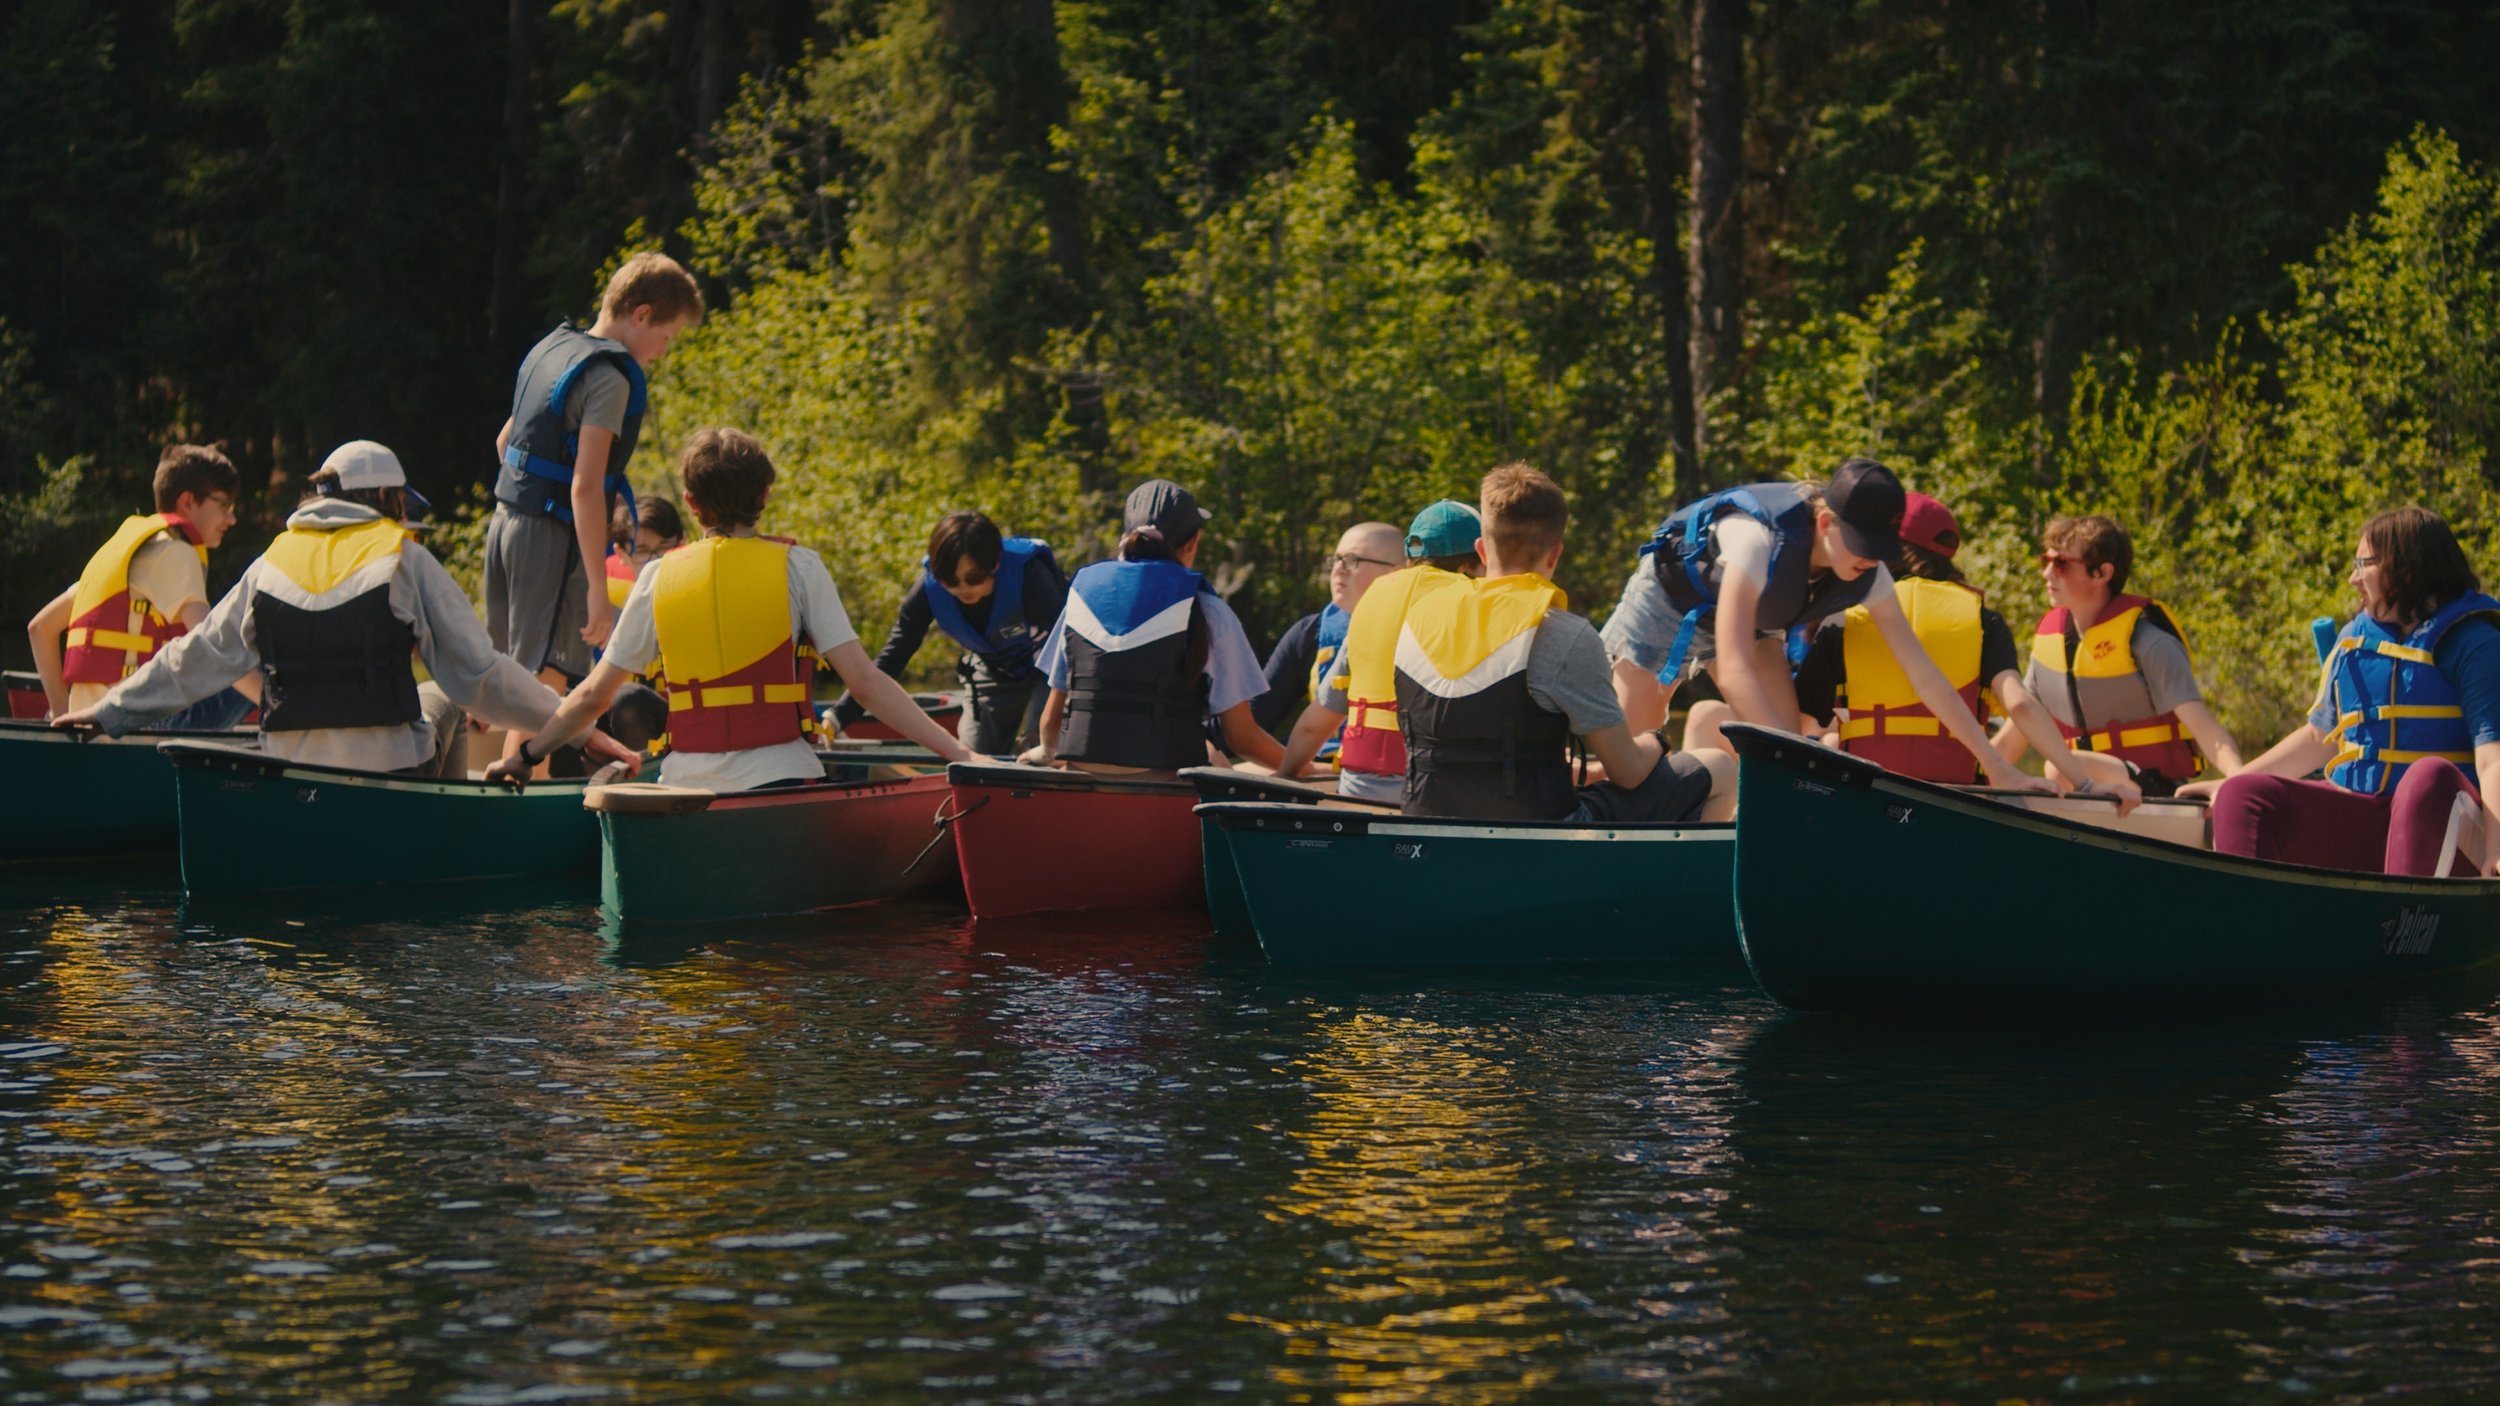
[
  {"left": 1641, "top": 6, "right": 1702, "bottom": 503},
  {"left": 2030, "top": 0, "right": 2086, "bottom": 480},
  {"left": 1686, "top": 0, "right": 1745, "bottom": 471},
  {"left": 487, "top": 0, "right": 534, "bottom": 368}
]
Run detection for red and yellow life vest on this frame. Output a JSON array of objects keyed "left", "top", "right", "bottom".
[
  {"left": 63, "top": 513, "right": 207, "bottom": 687},
  {"left": 605, "top": 548, "right": 639, "bottom": 608},
  {"left": 1836, "top": 577, "right": 1987, "bottom": 783},
  {"left": 2029, "top": 594, "right": 2201, "bottom": 782},
  {"left": 1337, "top": 565, "right": 1469, "bottom": 778},
  {"left": 650, "top": 536, "right": 812, "bottom": 754}
]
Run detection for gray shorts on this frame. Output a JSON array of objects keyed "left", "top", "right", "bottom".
[
  {"left": 483, "top": 505, "right": 593, "bottom": 680},
  {"left": 1567, "top": 749, "right": 1713, "bottom": 825}
]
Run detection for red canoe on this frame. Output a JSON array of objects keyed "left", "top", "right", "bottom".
[
  {"left": 944, "top": 761, "right": 1204, "bottom": 919},
  {"left": 4, "top": 671, "right": 45, "bottom": 720},
  {"left": 838, "top": 690, "right": 967, "bottom": 742}
]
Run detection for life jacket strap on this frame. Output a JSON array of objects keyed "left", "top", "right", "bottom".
[
  {"left": 502, "top": 444, "right": 634, "bottom": 529},
  {"left": 65, "top": 627, "right": 160, "bottom": 656}
]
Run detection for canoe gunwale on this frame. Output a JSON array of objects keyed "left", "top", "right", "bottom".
[
  {"left": 947, "top": 760, "right": 1195, "bottom": 798},
  {"left": 1, "top": 719, "right": 253, "bottom": 748},
  {"left": 1196, "top": 800, "right": 1734, "bottom": 844},
  {"left": 158, "top": 739, "right": 591, "bottom": 800},
  {"left": 641, "top": 771, "right": 951, "bottom": 814}
]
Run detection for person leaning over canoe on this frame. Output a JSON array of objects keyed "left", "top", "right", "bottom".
[
  {"left": 54, "top": 441, "right": 636, "bottom": 778},
  {"left": 1359, "top": 462, "right": 1733, "bottom": 823},
  {"left": 1018, "top": 479, "right": 1285, "bottom": 777},
  {"left": 1994, "top": 514, "right": 2243, "bottom": 797},
  {"left": 1784, "top": 492, "right": 2138, "bottom": 801},
  {"left": 1600, "top": 457, "right": 2050, "bottom": 794},
  {"left": 486, "top": 428, "right": 974, "bottom": 790},
  {"left": 27, "top": 444, "right": 259, "bottom": 730},
  {"left": 1240, "top": 519, "right": 1406, "bottom": 767},
  {"left": 2179, "top": 508, "right": 2500, "bottom": 876},
  {"left": 1273, "top": 500, "right": 1485, "bottom": 801},
  {"left": 829, "top": 509, "right": 1069, "bottom": 755}
]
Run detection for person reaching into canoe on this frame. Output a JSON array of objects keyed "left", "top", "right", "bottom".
[
  {"left": 1353, "top": 462, "right": 1732, "bottom": 822},
  {"left": 1019, "top": 479, "right": 1284, "bottom": 777},
  {"left": 1274, "top": 500, "right": 1485, "bottom": 801},
  {"left": 830, "top": 509, "right": 1068, "bottom": 756},
  {"left": 1784, "top": 492, "right": 2138, "bottom": 803},
  {"left": 1601, "top": 457, "right": 2050, "bottom": 794},
  {"left": 486, "top": 428, "right": 974, "bottom": 790},
  {"left": 1243, "top": 519, "right": 1406, "bottom": 766},
  {"left": 54, "top": 441, "right": 635, "bottom": 778},
  {"left": 2183, "top": 508, "right": 2500, "bottom": 876},
  {"left": 26, "top": 444, "right": 260, "bottom": 731},
  {"left": 1995, "top": 514, "right": 2242, "bottom": 797}
]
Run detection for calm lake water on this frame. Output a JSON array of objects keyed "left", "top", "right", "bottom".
[{"left": 5, "top": 872, "right": 2500, "bottom": 1404}]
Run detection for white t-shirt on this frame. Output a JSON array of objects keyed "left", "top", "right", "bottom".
[
  {"left": 1713, "top": 516, "right": 1895, "bottom": 613},
  {"left": 603, "top": 541, "right": 859, "bottom": 792},
  {"left": 69, "top": 536, "right": 211, "bottom": 711}
]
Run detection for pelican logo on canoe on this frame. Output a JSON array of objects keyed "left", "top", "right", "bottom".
[{"left": 2381, "top": 905, "right": 2440, "bottom": 957}]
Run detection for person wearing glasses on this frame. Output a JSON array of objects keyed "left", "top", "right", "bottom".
[
  {"left": 2181, "top": 508, "right": 2500, "bottom": 875},
  {"left": 1995, "top": 514, "right": 2241, "bottom": 797},
  {"left": 1242, "top": 522, "right": 1407, "bottom": 765},
  {"left": 835, "top": 509, "right": 1070, "bottom": 755},
  {"left": 605, "top": 495, "right": 687, "bottom": 608}
]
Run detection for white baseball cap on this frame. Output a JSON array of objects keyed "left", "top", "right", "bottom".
[{"left": 320, "top": 440, "right": 408, "bottom": 490}]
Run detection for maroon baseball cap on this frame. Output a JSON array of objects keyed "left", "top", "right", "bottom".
[{"left": 1899, "top": 492, "right": 1962, "bottom": 559}]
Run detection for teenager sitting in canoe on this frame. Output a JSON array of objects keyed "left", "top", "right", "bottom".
[
  {"left": 1243, "top": 519, "right": 1405, "bottom": 759},
  {"left": 1274, "top": 500, "right": 1484, "bottom": 801},
  {"left": 1602, "top": 457, "right": 2049, "bottom": 794},
  {"left": 1019, "top": 479, "right": 1285, "bottom": 776},
  {"left": 831, "top": 510, "right": 1068, "bottom": 755},
  {"left": 2181, "top": 508, "right": 2500, "bottom": 876},
  {"left": 1350, "top": 463, "right": 1731, "bottom": 822},
  {"left": 605, "top": 494, "right": 685, "bottom": 609},
  {"left": 1994, "top": 514, "right": 2242, "bottom": 797},
  {"left": 487, "top": 428, "right": 974, "bottom": 789},
  {"left": 26, "top": 444, "right": 260, "bottom": 730},
  {"left": 55, "top": 442, "right": 634, "bottom": 778},
  {"left": 1784, "top": 492, "right": 2137, "bottom": 801}
]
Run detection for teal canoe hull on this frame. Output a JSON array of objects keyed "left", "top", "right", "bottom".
[
  {"left": 164, "top": 742, "right": 598, "bottom": 895},
  {"left": 1182, "top": 768, "right": 1356, "bottom": 941},
  {"left": 1724, "top": 722, "right": 2500, "bottom": 1011},
  {"left": 0, "top": 721, "right": 255, "bottom": 864},
  {"left": 599, "top": 773, "right": 958, "bottom": 924},
  {"left": 1200, "top": 801, "right": 1739, "bottom": 966}
]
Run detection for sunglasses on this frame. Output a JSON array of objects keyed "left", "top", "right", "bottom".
[
  {"left": 2041, "top": 550, "right": 2085, "bottom": 572},
  {"left": 1327, "top": 553, "right": 1401, "bottom": 572}
]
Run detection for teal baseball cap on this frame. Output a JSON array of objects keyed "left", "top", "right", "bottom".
[{"left": 1404, "top": 500, "right": 1481, "bottom": 559}]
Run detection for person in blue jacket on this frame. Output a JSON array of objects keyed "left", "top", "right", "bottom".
[{"left": 834, "top": 510, "right": 1069, "bottom": 755}]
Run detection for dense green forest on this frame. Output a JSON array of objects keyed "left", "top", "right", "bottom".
[{"left": 6, "top": 0, "right": 2499, "bottom": 735}]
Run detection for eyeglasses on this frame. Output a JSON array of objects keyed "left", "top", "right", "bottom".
[
  {"left": 1327, "top": 553, "right": 1401, "bottom": 572},
  {"left": 2351, "top": 554, "right": 2380, "bottom": 571}
]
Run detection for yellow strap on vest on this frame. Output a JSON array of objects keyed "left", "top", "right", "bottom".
[
  {"left": 1841, "top": 577, "right": 1982, "bottom": 713},
  {"left": 1838, "top": 715, "right": 1944, "bottom": 740},
  {"left": 260, "top": 516, "right": 409, "bottom": 595},
  {"left": 650, "top": 536, "right": 795, "bottom": 683},
  {"left": 1397, "top": 572, "right": 1567, "bottom": 682},
  {"left": 2357, "top": 637, "right": 2438, "bottom": 666},
  {"left": 67, "top": 627, "right": 159, "bottom": 655}
]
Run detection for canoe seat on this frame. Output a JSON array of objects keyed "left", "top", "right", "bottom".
[
  {"left": 585, "top": 783, "right": 717, "bottom": 816},
  {"left": 1992, "top": 792, "right": 2210, "bottom": 849}
]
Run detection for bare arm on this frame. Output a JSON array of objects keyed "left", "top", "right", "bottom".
[
  {"left": 28, "top": 587, "right": 73, "bottom": 718},
  {"left": 1275, "top": 701, "right": 1346, "bottom": 777},
  {"left": 1612, "top": 658, "right": 1671, "bottom": 735},
  {"left": 1708, "top": 572, "right": 1792, "bottom": 730},
  {"left": 2173, "top": 699, "right": 2245, "bottom": 776},
  {"left": 571, "top": 426, "right": 618, "bottom": 648},
  {"left": 1869, "top": 597, "right": 2048, "bottom": 791},
  {"left": 505, "top": 659, "right": 634, "bottom": 759},
  {"left": 2477, "top": 741, "right": 2500, "bottom": 876},
  {"left": 1991, "top": 672, "right": 2139, "bottom": 809},
  {"left": 1583, "top": 720, "right": 1662, "bottom": 791},
  {"left": 1218, "top": 700, "right": 1287, "bottom": 771},
  {"left": 2174, "top": 722, "right": 2333, "bottom": 800},
  {"left": 495, "top": 416, "right": 514, "bottom": 460},
  {"left": 1020, "top": 689, "right": 1069, "bottom": 765},
  {"left": 821, "top": 638, "right": 973, "bottom": 763}
]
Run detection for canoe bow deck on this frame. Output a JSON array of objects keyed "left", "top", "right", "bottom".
[
  {"left": 946, "top": 762, "right": 1203, "bottom": 919},
  {"left": 594, "top": 772, "right": 958, "bottom": 924},
  {"left": 1724, "top": 722, "right": 2500, "bottom": 1011}
]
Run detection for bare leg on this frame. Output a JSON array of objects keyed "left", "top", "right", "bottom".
[
  {"left": 1683, "top": 698, "right": 1733, "bottom": 755},
  {"left": 1690, "top": 746, "right": 1739, "bottom": 821}
]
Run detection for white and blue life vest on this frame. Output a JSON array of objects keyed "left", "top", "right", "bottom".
[
  {"left": 496, "top": 325, "right": 648, "bottom": 527},
  {"left": 1058, "top": 559, "right": 1213, "bottom": 770},
  {"left": 1639, "top": 480, "right": 1882, "bottom": 682},
  {"left": 925, "top": 537, "right": 1054, "bottom": 675},
  {"left": 2323, "top": 591, "right": 2500, "bottom": 794}
]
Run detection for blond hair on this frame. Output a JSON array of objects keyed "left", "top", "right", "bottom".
[{"left": 602, "top": 252, "right": 704, "bottom": 325}]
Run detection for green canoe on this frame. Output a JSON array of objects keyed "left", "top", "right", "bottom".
[
  {"left": 0, "top": 720, "right": 255, "bottom": 864},
  {"left": 1182, "top": 767, "right": 1358, "bottom": 939},
  {"left": 1724, "top": 722, "right": 2500, "bottom": 1011},
  {"left": 162, "top": 741, "right": 598, "bottom": 895},
  {"left": 594, "top": 772, "right": 959, "bottom": 924},
  {"left": 1197, "top": 800, "right": 1739, "bottom": 967}
]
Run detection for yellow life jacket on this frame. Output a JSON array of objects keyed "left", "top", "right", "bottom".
[
  {"left": 650, "top": 536, "right": 811, "bottom": 754},
  {"left": 1837, "top": 577, "right": 1987, "bottom": 782},
  {"left": 1338, "top": 566, "right": 1469, "bottom": 778},
  {"left": 1392, "top": 572, "right": 1573, "bottom": 819},
  {"left": 2027, "top": 594, "right": 2202, "bottom": 780},
  {"left": 63, "top": 514, "right": 208, "bottom": 686}
]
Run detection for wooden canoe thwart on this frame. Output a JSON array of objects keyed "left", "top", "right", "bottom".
[
  {"left": 1198, "top": 800, "right": 1740, "bottom": 968},
  {"left": 595, "top": 772, "right": 959, "bottom": 924},
  {"left": 1723, "top": 722, "right": 2500, "bottom": 1012},
  {"left": 945, "top": 761, "right": 1205, "bottom": 919},
  {"left": 160, "top": 741, "right": 598, "bottom": 895}
]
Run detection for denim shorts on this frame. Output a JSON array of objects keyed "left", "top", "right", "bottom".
[{"left": 1598, "top": 562, "right": 1782, "bottom": 682}]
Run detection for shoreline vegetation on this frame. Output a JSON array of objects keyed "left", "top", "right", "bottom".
[{"left": 5, "top": 4, "right": 2498, "bottom": 744}]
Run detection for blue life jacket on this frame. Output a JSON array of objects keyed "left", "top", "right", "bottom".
[
  {"left": 1309, "top": 602, "right": 1350, "bottom": 762},
  {"left": 2324, "top": 592, "right": 2500, "bottom": 794},
  {"left": 924, "top": 537, "right": 1053, "bottom": 672},
  {"left": 1058, "top": 559, "right": 1212, "bottom": 770},
  {"left": 1639, "top": 481, "right": 1881, "bottom": 682},
  {"left": 496, "top": 325, "right": 648, "bottom": 527}
]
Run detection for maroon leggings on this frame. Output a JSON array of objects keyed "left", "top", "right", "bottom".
[{"left": 2210, "top": 758, "right": 2481, "bottom": 876}]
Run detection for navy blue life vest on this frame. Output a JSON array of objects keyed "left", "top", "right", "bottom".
[
  {"left": 1309, "top": 602, "right": 1350, "bottom": 762},
  {"left": 925, "top": 537, "right": 1054, "bottom": 673},
  {"left": 1640, "top": 481, "right": 1881, "bottom": 682},
  {"left": 1057, "top": 559, "right": 1212, "bottom": 770},
  {"left": 496, "top": 325, "right": 648, "bottom": 527},
  {"left": 2323, "top": 591, "right": 2500, "bottom": 794}
]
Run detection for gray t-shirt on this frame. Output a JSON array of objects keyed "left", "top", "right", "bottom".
[
  {"left": 568, "top": 360, "right": 630, "bottom": 436},
  {"left": 1322, "top": 607, "right": 1624, "bottom": 736}
]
